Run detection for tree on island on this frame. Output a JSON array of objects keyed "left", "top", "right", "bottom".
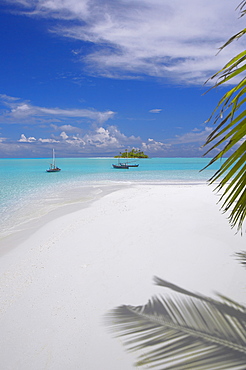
[{"left": 114, "top": 148, "right": 148, "bottom": 158}]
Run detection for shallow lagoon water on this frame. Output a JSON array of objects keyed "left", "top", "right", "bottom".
[{"left": 0, "top": 157, "right": 222, "bottom": 237}]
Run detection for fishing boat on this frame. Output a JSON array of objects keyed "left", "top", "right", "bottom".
[
  {"left": 112, "top": 156, "right": 129, "bottom": 169},
  {"left": 112, "top": 163, "right": 129, "bottom": 169},
  {"left": 46, "top": 149, "right": 61, "bottom": 172},
  {"left": 112, "top": 149, "right": 139, "bottom": 169},
  {"left": 126, "top": 163, "right": 139, "bottom": 167}
]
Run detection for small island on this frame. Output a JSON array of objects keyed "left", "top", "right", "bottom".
[{"left": 114, "top": 149, "right": 148, "bottom": 158}]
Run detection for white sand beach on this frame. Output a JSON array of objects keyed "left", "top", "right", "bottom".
[{"left": 0, "top": 183, "right": 245, "bottom": 370}]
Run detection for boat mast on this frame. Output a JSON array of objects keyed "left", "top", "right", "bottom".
[{"left": 53, "top": 148, "right": 55, "bottom": 168}]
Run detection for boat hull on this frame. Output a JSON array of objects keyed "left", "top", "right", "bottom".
[
  {"left": 112, "top": 164, "right": 129, "bottom": 169},
  {"left": 46, "top": 168, "right": 61, "bottom": 172}
]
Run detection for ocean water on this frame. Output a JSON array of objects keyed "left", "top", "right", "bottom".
[{"left": 0, "top": 157, "right": 222, "bottom": 238}]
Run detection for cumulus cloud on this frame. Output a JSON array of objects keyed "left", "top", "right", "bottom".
[
  {"left": 1, "top": 122, "right": 222, "bottom": 158},
  {"left": 7, "top": 0, "right": 245, "bottom": 84},
  {"left": 142, "top": 138, "right": 171, "bottom": 152},
  {"left": 19, "top": 133, "right": 60, "bottom": 143},
  {"left": 19, "top": 134, "right": 37, "bottom": 142},
  {"left": 60, "top": 131, "right": 69, "bottom": 140},
  {"left": 0, "top": 94, "right": 115, "bottom": 124},
  {"left": 54, "top": 125, "right": 142, "bottom": 150},
  {"left": 13, "top": 124, "right": 152, "bottom": 155}
]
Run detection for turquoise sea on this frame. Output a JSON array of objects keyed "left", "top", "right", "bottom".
[{"left": 0, "top": 157, "right": 222, "bottom": 238}]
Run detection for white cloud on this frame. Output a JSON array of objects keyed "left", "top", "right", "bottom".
[
  {"left": 8, "top": 0, "right": 245, "bottom": 84},
  {"left": 60, "top": 131, "right": 69, "bottom": 140},
  {"left": 55, "top": 125, "right": 142, "bottom": 150},
  {"left": 171, "top": 127, "right": 213, "bottom": 144},
  {"left": 51, "top": 124, "right": 82, "bottom": 133},
  {"left": 19, "top": 134, "right": 37, "bottom": 142},
  {"left": 0, "top": 94, "right": 115, "bottom": 124},
  {"left": 142, "top": 138, "right": 171, "bottom": 152},
  {"left": 13, "top": 124, "right": 142, "bottom": 154},
  {"left": 149, "top": 109, "right": 162, "bottom": 114},
  {"left": 1, "top": 123, "right": 224, "bottom": 157},
  {"left": 38, "top": 138, "right": 59, "bottom": 143}
]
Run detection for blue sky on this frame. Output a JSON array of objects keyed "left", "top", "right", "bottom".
[{"left": 0, "top": 0, "right": 244, "bottom": 158}]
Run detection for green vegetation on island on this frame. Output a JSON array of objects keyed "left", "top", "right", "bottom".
[{"left": 114, "top": 149, "right": 148, "bottom": 158}]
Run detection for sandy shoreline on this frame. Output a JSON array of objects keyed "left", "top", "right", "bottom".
[{"left": 0, "top": 183, "right": 245, "bottom": 369}]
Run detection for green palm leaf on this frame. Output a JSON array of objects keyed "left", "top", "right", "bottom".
[
  {"left": 106, "top": 278, "right": 246, "bottom": 369},
  {"left": 203, "top": 4, "right": 246, "bottom": 232}
]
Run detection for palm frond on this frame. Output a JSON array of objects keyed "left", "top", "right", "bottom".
[
  {"left": 235, "top": 251, "right": 246, "bottom": 267},
  {"left": 106, "top": 278, "right": 246, "bottom": 370},
  {"left": 154, "top": 277, "right": 246, "bottom": 317},
  {"left": 203, "top": 4, "right": 246, "bottom": 232},
  {"left": 238, "top": 1, "right": 246, "bottom": 15}
]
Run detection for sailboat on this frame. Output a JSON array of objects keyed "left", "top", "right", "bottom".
[{"left": 46, "top": 149, "right": 61, "bottom": 172}]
